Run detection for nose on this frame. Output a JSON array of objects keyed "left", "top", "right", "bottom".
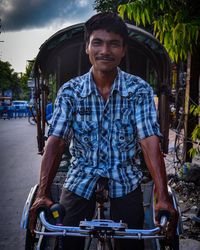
[{"left": 100, "top": 43, "right": 110, "bottom": 55}]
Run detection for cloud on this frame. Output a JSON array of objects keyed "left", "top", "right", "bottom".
[{"left": 0, "top": 0, "right": 95, "bottom": 31}]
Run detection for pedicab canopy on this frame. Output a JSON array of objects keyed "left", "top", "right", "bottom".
[{"left": 32, "top": 22, "right": 171, "bottom": 154}]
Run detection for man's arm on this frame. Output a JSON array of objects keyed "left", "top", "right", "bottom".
[
  {"left": 29, "top": 135, "right": 66, "bottom": 234},
  {"left": 140, "top": 135, "right": 178, "bottom": 238}
]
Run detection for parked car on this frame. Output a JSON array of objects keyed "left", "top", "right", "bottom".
[
  {"left": 12, "top": 100, "right": 28, "bottom": 108},
  {"left": 12, "top": 100, "right": 29, "bottom": 117}
]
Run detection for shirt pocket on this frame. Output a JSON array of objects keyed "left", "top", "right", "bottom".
[
  {"left": 73, "top": 121, "right": 98, "bottom": 150},
  {"left": 113, "top": 119, "right": 135, "bottom": 152}
]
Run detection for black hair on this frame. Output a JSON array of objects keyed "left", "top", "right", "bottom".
[{"left": 84, "top": 12, "right": 128, "bottom": 45}]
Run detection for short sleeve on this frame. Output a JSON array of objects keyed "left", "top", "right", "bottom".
[
  {"left": 48, "top": 86, "right": 73, "bottom": 141},
  {"left": 135, "top": 87, "right": 162, "bottom": 140}
]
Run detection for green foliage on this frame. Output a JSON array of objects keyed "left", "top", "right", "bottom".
[
  {"left": 190, "top": 105, "right": 200, "bottom": 143},
  {"left": 118, "top": 0, "right": 200, "bottom": 62},
  {"left": 0, "top": 60, "right": 20, "bottom": 99},
  {"left": 190, "top": 104, "right": 200, "bottom": 117},
  {"left": 189, "top": 104, "right": 200, "bottom": 158},
  {"left": 178, "top": 162, "right": 191, "bottom": 179},
  {"left": 0, "top": 60, "right": 34, "bottom": 100},
  {"left": 48, "top": 74, "right": 57, "bottom": 103},
  {"left": 19, "top": 60, "right": 35, "bottom": 100},
  {"left": 94, "top": 0, "right": 126, "bottom": 13}
]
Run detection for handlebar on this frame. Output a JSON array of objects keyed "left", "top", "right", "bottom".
[{"left": 35, "top": 210, "right": 169, "bottom": 240}]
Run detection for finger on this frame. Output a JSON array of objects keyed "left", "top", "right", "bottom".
[
  {"left": 28, "top": 198, "right": 53, "bottom": 233},
  {"left": 29, "top": 218, "right": 38, "bottom": 235},
  {"left": 166, "top": 215, "right": 178, "bottom": 239},
  {"left": 29, "top": 209, "right": 37, "bottom": 235}
]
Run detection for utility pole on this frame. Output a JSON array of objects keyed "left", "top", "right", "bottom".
[
  {"left": 0, "top": 18, "right": 4, "bottom": 41},
  {"left": 0, "top": 18, "right": 5, "bottom": 59}
]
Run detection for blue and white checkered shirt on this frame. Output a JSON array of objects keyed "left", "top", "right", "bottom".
[{"left": 49, "top": 68, "right": 161, "bottom": 199}]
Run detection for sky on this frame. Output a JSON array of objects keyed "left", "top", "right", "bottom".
[{"left": 0, "top": 0, "right": 96, "bottom": 73}]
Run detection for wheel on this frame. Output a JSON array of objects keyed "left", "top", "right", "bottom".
[
  {"left": 23, "top": 185, "right": 58, "bottom": 250},
  {"left": 25, "top": 217, "right": 44, "bottom": 250},
  {"left": 28, "top": 115, "right": 37, "bottom": 125},
  {"left": 174, "top": 132, "right": 185, "bottom": 165},
  {"left": 24, "top": 189, "right": 50, "bottom": 250},
  {"left": 28, "top": 105, "right": 37, "bottom": 125},
  {"left": 149, "top": 184, "right": 181, "bottom": 250},
  {"left": 97, "top": 240, "right": 111, "bottom": 250},
  {"left": 97, "top": 240, "right": 105, "bottom": 250},
  {"left": 158, "top": 235, "right": 179, "bottom": 249},
  {"left": 174, "top": 109, "right": 185, "bottom": 166},
  {"left": 25, "top": 227, "right": 59, "bottom": 250}
]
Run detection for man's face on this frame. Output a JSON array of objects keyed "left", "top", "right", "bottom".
[{"left": 86, "top": 29, "right": 126, "bottom": 74}]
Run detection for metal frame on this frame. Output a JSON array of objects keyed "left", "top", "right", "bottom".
[{"left": 31, "top": 22, "right": 171, "bottom": 154}]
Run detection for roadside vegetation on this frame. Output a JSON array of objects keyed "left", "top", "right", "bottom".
[{"left": 0, "top": 60, "right": 34, "bottom": 100}]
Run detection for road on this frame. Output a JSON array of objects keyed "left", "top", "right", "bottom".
[
  {"left": 0, "top": 118, "right": 41, "bottom": 250},
  {"left": 0, "top": 117, "right": 200, "bottom": 250}
]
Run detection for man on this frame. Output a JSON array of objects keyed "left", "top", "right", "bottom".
[{"left": 29, "top": 12, "right": 177, "bottom": 250}]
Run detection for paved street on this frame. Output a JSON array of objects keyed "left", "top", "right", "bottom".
[
  {"left": 0, "top": 118, "right": 41, "bottom": 250},
  {"left": 0, "top": 118, "right": 199, "bottom": 250}
]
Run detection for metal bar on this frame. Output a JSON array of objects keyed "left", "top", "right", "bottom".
[{"left": 36, "top": 212, "right": 167, "bottom": 240}]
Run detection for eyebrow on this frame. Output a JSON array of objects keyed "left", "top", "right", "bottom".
[{"left": 92, "top": 38, "right": 122, "bottom": 44}]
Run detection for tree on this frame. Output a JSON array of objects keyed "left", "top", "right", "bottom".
[
  {"left": 94, "top": 0, "right": 124, "bottom": 13},
  {"left": 118, "top": 0, "right": 200, "bottom": 162},
  {"left": 94, "top": 0, "right": 200, "bottom": 65},
  {"left": 118, "top": 0, "right": 200, "bottom": 62},
  {"left": 0, "top": 60, "right": 34, "bottom": 100},
  {"left": 0, "top": 60, "right": 20, "bottom": 99},
  {"left": 19, "top": 60, "right": 35, "bottom": 100}
]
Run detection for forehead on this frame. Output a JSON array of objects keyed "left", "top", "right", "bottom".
[{"left": 89, "top": 29, "right": 123, "bottom": 42}]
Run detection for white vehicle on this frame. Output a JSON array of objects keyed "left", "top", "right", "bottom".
[
  {"left": 12, "top": 100, "right": 29, "bottom": 117},
  {"left": 12, "top": 100, "right": 28, "bottom": 109}
]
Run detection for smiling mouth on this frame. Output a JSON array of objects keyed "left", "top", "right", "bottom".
[{"left": 96, "top": 57, "right": 114, "bottom": 61}]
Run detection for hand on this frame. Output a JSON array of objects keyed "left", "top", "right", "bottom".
[
  {"left": 155, "top": 199, "right": 179, "bottom": 239},
  {"left": 29, "top": 196, "right": 53, "bottom": 235}
]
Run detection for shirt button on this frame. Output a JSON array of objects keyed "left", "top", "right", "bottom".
[
  {"left": 102, "top": 130, "right": 107, "bottom": 136},
  {"left": 101, "top": 155, "right": 106, "bottom": 161},
  {"left": 128, "top": 92, "right": 133, "bottom": 98}
]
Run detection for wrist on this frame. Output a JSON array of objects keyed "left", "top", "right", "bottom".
[
  {"left": 155, "top": 187, "right": 170, "bottom": 201},
  {"left": 156, "top": 193, "right": 171, "bottom": 203},
  {"left": 37, "top": 185, "right": 50, "bottom": 198}
]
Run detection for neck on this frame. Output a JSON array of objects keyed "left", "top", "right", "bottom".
[
  {"left": 92, "top": 67, "right": 117, "bottom": 88},
  {"left": 92, "top": 68, "right": 117, "bottom": 101}
]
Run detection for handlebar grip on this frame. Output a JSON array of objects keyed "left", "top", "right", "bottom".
[
  {"left": 157, "top": 210, "right": 170, "bottom": 221},
  {"left": 36, "top": 205, "right": 51, "bottom": 216},
  {"left": 157, "top": 210, "right": 171, "bottom": 227},
  {"left": 50, "top": 203, "right": 66, "bottom": 225}
]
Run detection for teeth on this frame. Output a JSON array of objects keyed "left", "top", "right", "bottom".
[{"left": 98, "top": 58, "right": 112, "bottom": 61}]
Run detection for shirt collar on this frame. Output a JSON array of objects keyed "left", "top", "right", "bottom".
[
  {"left": 79, "top": 67, "right": 99, "bottom": 98},
  {"left": 79, "top": 67, "right": 131, "bottom": 98},
  {"left": 111, "top": 68, "right": 129, "bottom": 97}
]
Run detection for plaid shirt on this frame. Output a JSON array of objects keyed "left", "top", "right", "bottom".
[{"left": 49, "top": 68, "right": 161, "bottom": 199}]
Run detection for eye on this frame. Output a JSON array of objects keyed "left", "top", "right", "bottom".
[
  {"left": 91, "top": 39, "right": 102, "bottom": 46},
  {"left": 110, "top": 41, "right": 122, "bottom": 48}
]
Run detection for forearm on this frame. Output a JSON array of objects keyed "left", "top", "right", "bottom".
[
  {"left": 37, "top": 136, "right": 66, "bottom": 197},
  {"left": 140, "top": 136, "right": 170, "bottom": 201}
]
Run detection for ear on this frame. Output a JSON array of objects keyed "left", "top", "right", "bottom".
[{"left": 85, "top": 42, "right": 89, "bottom": 54}]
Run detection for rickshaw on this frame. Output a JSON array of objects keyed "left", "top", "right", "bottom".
[
  {"left": 21, "top": 22, "right": 182, "bottom": 249},
  {"left": 0, "top": 96, "right": 13, "bottom": 119}
]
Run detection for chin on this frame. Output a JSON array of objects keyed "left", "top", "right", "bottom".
[{"left": 96, "top": 65, "right": 117, "bottom": 74}]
